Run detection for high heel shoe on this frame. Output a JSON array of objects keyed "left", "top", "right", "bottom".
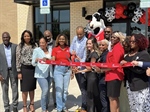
[
  {"left": 23, "top": 105, "right": 28, "bottom": 112},
  {"left": 28, "top": 103, "right": 35, "bottom": 112}
]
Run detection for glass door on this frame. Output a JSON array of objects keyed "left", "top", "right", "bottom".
[{"left": 111, "top": 23, "right": 127, "bottom": 36}]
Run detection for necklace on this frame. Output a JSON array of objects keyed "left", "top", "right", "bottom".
[{"left": 129, "top": 51, "right": 137, "bottom": 56}]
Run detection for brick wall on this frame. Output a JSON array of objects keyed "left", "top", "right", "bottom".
[
  {"left": 0, "top": 0, "right": 102, "bottom": 44},
  {"left": 0, "top": 0, "right": 18, "bottom": 44},
  {"left": 70, "top": 0, "right": 103, "bottom": 42},
  {"left": 17, "top": 4, "right": 33, "bottom": 44},
  {"left": 0, "top": 0, "right": 33, "bottom": 44}
]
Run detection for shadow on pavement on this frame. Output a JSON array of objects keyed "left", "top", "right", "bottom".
[{"left": 66, "top": 94, "right": 81, "bottom": 109}]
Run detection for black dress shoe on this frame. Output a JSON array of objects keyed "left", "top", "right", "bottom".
[
  {"left": 54, "top": 102, "right": 57, "bottom": 108},
  {"left": 13, "top": 108, "right": 18, "bottom": 112},
  {"left": 5, "top": 109, "right": 10, "bottom": 112}
]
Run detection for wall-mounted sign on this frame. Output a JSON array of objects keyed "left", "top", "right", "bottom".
[
  {"left": 140, "top": 0, "right": 150, "bottom": 8},
  {"left": 40, "top": 0, "right": 50, "bottom": 14}
]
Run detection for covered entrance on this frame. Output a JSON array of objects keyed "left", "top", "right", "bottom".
[{"left": 14, "top": 0, "right": 150, "bottom": 41}]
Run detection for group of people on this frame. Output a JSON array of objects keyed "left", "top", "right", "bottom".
[
  {"left": 0, "top": 25, "right": 150, "bottom": 112},
  {"left": 70, "top": 26, "right": 150, "bottom": 112}
]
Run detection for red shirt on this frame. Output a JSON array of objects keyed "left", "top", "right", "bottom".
[
  {"left": 105, "top": 43, "right": 124, "bottom": 81},
  {"left": 52, "top": 46, "right": 70, "bottom": 63}
]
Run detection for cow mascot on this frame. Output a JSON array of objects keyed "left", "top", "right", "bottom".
[{"left": 86, "top": 9, "right": 107, "bottom": 41}]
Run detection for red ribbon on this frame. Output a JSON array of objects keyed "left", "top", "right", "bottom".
[{"left": 39, "top": 60, "right": 133, "bottom": 68}]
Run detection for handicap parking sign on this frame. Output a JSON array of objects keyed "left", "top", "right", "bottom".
[
  {"left": 42, "top": 0, "right": 48, "bottom": 6},
  {"left": 40, "top": 0, "right": 50, "bottom": 14}
]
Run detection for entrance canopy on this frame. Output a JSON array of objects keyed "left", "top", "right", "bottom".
[{"left": 14, "top": 0, "right": 95, "bottom": 5}]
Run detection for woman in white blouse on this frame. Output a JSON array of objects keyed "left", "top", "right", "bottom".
[{"left": 32, "top": 37, "right": 52, "bottom": 112}]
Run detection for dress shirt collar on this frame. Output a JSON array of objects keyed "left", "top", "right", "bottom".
[
  {"left": 3, "top": 43, "right": 11, "bottom": 49},
  {"left": 76, "top": 36, "right": 86, "bottom": 42}
]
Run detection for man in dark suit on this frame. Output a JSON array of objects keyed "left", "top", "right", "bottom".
[
  {"left": 43, "top": 30, "right": 56, "bottom": 108},
  {"left": 0, "top": 32, "right": 18, "bottom": 112}
]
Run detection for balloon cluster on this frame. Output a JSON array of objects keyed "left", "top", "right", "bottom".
[
  {"left": 115, "top": 3, "right": 127, "bottom": 19},
  {"left": 139, "top": 8, "right": 150, "bottom": 26},
  {"left": 104, "top": 2, "right": 150, "bottom": 25},
  {"left": 105, "top": 7, "right": 116, "bottom": 22},
  {"left": 123, "top": 2, "right": 136, "bottom": 18},
  {"left": 132, "top": 7, "right": 143, "bottom": 23}
]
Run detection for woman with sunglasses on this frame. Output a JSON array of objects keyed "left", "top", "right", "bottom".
[{"left": 121, "top": 34, "right": 150, "bottom": 112}]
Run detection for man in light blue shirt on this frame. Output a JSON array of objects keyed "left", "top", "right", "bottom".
[
  {"left": 70, "top": 26, "right": 87, "bottom": 112},
  {"left": 4, "top": 45, "right": 12, "bottom": 67}
]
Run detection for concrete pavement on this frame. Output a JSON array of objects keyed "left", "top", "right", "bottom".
[{"left": 0, "top": 78, "right": 81, "bottom": 112}]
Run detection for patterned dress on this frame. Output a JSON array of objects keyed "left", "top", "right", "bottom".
[
  {"left": 124, "top": 50, "right": 150, "bottom": 112},
  {"left": 16, "top": 43, "right": 37, "bottom": 92}
]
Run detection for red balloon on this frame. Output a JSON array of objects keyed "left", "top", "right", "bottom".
[
  {"left": 140, "top": 13, "right": 146, "bottom": 24},
  {"left": 115, "top": 14, "right": 120, "bottom": 19},
  {"left": 122, "top": 14, "right": 127, "bottom": 19},
  {"left": 123, "top": 6, "right": 127, "bottom": 10},
  {"left": 116, "top": 3, "right": 122, "bottom": 8},
  {"left": 148, "top": 8, "right": 150, "bottom": 19},
  {"left": 115, "top": 3, "right": 127, "bottom": 19}
]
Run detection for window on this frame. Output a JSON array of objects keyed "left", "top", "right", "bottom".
[{"left": 34, "top": 5, "right": 70, "bottom": 42}]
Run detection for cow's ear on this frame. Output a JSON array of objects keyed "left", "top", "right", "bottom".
[
  {"left": 97, "top": 15, "right": 101, "bottom": 21},
  {"left": 94, "top": 14, "right": 100, "bottom": 21},
  {"left": 100, "top": 19, "right": 106, "bottom": 29},
  {"left": 85, "top": 15, "right": 92, "bottom": 21}
]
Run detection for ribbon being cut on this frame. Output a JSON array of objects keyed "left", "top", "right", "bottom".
[{"left": 39, "top": 59, "right": 132, "bottom": 68}]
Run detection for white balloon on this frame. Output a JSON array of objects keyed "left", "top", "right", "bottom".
[
  {"left": 134, "top": 7, "right": 143, "bottom": 18},
  {"left": 132, "top": 15, "right": 139, "bottom": 23}
]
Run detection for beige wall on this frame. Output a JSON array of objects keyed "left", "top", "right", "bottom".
[
  {"left": 70, "top": 0, "right": 103, "bottom": 42},
  {"left": 17, "top": 4, "right": 33, "bottom": 44},
  {"left": 0, "top": 0, "right": 102, "bottom": 44},
  {"left": 0, "top": 0, "right": 17, "bottom": 44},
  {"left": 0, "top": 0, "right": 33, "bottom": 44}
]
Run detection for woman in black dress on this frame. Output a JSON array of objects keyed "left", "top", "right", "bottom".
[
  {"left": 77, "top": 36, "right": 101, "bottom": 112},
  {"left": 16, "top": 30, "right": 37, "bottom": 112},
  {"left": 93, "top": 39, "right": 110, "bottom": 112}
]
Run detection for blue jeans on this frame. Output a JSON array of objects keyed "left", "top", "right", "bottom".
[
  {"left": 37, "top": 75, "right": 51, "bottom": 111},
  {"left": 54, "top": 65, "right": 71, "bottom": 111}
]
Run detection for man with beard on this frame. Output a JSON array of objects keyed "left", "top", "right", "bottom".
[
  {"left": 44, "top": 30, "right": 55, "bottom": 49},
  {"left": 0, "top": 32, "right": 18, "bottom": 112},
  {"left": 104, "top": 26, "right": 113, "bottom": 51},
  {"left": 43, "top": 30, "right": 56, "bottom": 108}
]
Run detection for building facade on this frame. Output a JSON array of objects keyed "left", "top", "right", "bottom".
[
  {"left": 0, "top": 0, "right": 103, "bottom": 44},
  {"left": 0, "top": 0, "right": 149, "bottom": 44}
]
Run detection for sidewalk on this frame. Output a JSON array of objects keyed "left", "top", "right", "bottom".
[{"left": 0, "top": 78, "right": 81, "bottom": 112}]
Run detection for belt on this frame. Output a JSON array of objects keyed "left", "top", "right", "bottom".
[{"left": 8, "top": 67, "right": 12, "bottom": 70}]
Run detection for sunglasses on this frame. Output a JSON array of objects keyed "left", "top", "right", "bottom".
[
  {"left": 45, "top": 35, "right": 52, "bottom": 38},
  {"left": 129, "top": 40, "right": 136, "bottom": 43},
  {"left": 104, "top": 31, "right": 111, "bottom": 33}
]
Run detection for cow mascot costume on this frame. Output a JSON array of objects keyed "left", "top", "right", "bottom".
[{"left": 86, "top": 9, "right": 107, "bottom": 41}]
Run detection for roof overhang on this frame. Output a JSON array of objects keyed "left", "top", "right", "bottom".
[{"left": 14, "top": 0, "right": 97, "bottom": 5}]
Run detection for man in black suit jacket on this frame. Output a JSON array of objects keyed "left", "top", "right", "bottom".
[
  {"left": 43, "top": 30, "right": 56, "bottom": 108},
  {"left": 0, "top": 32, "right": 18, "bottom": 112}
]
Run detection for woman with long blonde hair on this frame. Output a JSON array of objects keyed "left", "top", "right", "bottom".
[{"left": 77, "top": 36, "right": 101, "bottom": 112}]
